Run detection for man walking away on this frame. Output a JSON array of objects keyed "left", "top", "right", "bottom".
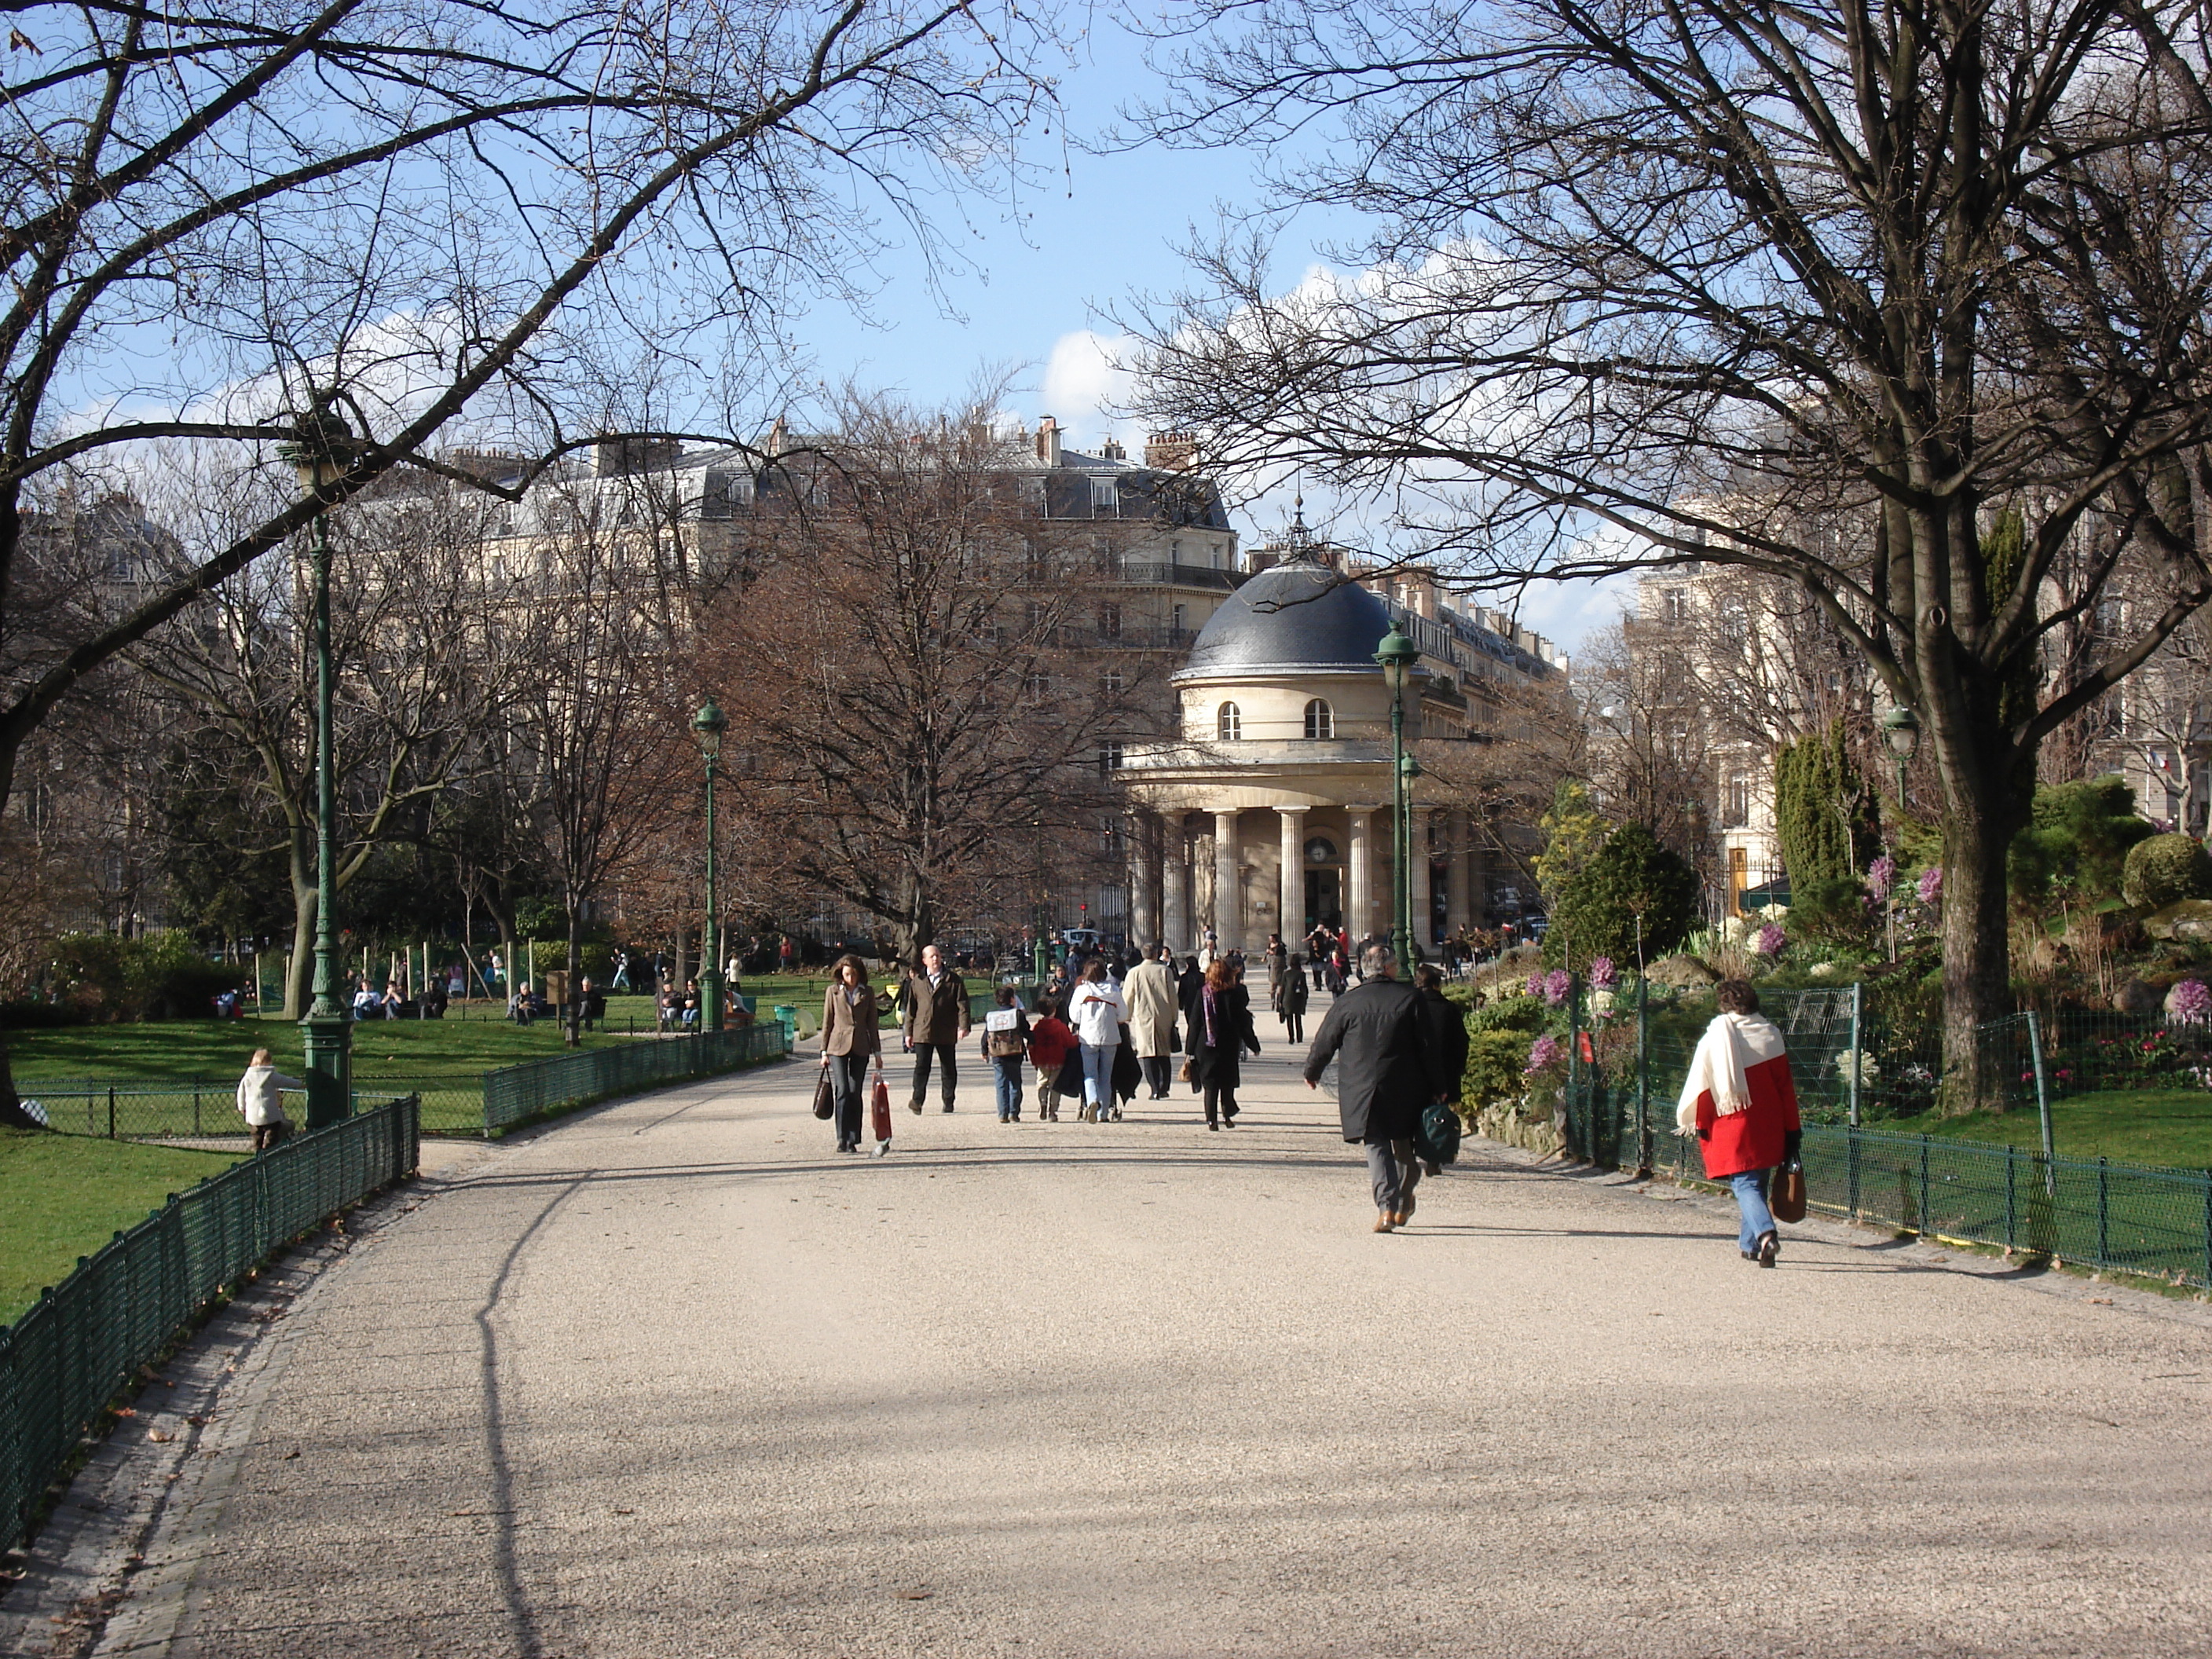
[
  {"left": 902, "top": 943, "right": 971, "bottom": 1112},
  {"left": 1280, "top": 954, "right": 1309, "bottom": 1042},
  {"left": 1302, "top": 944, "right": 1436, "bottom": 1232},
  {"left": 236, "top": 1048, "right": 302, "bottom": 1153},
  {"left": 1123, "top": 941, "right": 1181, "bottom": 1101}
]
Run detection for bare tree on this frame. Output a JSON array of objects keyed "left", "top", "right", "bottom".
[
  {"left": 1133, "top": 0, "right": 2212, "bottom": 1094},
  {"left": 0, "top": 0, "right": 1058, "bottom": 1122},
  {"left": 709, "top": 391, "right": 1144, "bottom": 964}
]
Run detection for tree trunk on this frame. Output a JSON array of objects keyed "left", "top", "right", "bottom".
[
  {"left": 0, "top": 1041, "right": 44, "bottom": 1130},
  {"left": 1932, "top": 705, "right": 2032, "bottom": 1113},
  {"left": 284, "top": 880, "right": 317, "bottom": 1019},
  {"left": 565, "top": 917, "right": 584, "bottom": 1047}
]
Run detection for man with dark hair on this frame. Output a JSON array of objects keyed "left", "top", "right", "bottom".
[
  {"left": 1303, "top": 943, "right": 1437, "bottom": 1232},
  {"left": 901, "top": 943, "right": 971, "bottom": 1113},
  {"left": 1412, "top": 962, "right": 1469, "bottom": 1176}
]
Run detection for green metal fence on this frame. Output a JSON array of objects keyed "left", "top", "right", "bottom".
[
  {"left": 15, "top": 1076, "right": 481, "bottom": 1141},
  {"left": 1559, "top": 994, "right": 2212, "bottom": 1287},
  {"left": 0, "top": 1095, "right": 420, "bottom": 1555},
  {"left": 480, "top": 1024, "right": 790, "bottom": 1133}
]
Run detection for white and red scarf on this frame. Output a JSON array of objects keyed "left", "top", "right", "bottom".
[{"left": 1675, "top": 1012, "right": 1787, "bottom": 1133}]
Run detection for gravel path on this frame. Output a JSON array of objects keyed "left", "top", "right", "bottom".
[{"left": 16, "top": 1016, "right": 2212, "bottom": 1657}]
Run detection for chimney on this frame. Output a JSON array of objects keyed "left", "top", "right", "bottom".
[
  {"left": 1101, "top": 435, "right": 1126, "bottom": 462},
  {"left": 1035, "top": 415, "right": 1062, "bottom": 468},
  {"left": 765, "top": 414, "right": 789, "bottom": 458},
  {"left": 1144, "top": 431, "right": 1196, "bottom": 472}
]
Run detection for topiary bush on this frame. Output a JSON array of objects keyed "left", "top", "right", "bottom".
[
  {"left": 1542, "top": 822, "right": 1698, "bottom": 969},
  {"left": 2122, "top": 832, "right": 2212, "bottom": 910},
  {"left": 1462, "top": 1029, "right": 1533, "bottom": 1111}
]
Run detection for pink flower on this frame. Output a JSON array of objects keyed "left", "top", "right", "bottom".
[
  {"left": 1917, "top": 867, "right": 1943, "bottom": 906},
  {"left": 1525, "top": 1035, "right": 1561, "bottom": 1073},
  {"left": 1544, "top": 969, "right": 1572, "bottom": 1005},
  {"left": 1755, "top": 923, "right": 1786, "bottom": 957},
  {"left": 2166, "top": 980, "right": 2211, "bottom": 1024},
  {"left": 1867, "top": 855, "right": 1895, "bottom": 902},
  {"left": 1525, "top": 972, "right": 1545, "bottom": 1001},
  {"left": 1588, "top": 956, "right": 1617, "bottom": 991}
]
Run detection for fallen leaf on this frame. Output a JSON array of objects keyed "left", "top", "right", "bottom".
[
  {"left": 280, "top": 1449, "right": 300, "bottom": 1460},
  {"left": 147, "top": 1431, "right": 174, "bottom": 1444},
  {"left": 898, "top": 1589, "right": 933, "bottom": 1601}
]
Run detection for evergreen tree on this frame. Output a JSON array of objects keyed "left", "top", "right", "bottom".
[
  {"left": 1774, "top": 718, "right": 1878, "bottom": 890},
  {"left": 1543, "top": 822, "right": 1697, "bottom": 970}
]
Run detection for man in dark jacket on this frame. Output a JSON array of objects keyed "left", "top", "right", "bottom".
[
  {"left": 1303, "top": 943, "right": 1436, "bottom": 1232},
  {"left": 1413, "top": 963, "right": 1470, "bottom": 1174},
  {"left": 901, "top": 943, "right": 971, "bottom": 1112}
]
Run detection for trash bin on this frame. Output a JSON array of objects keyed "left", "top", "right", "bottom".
[{"left": 774, "top": 1004, "right": 797, "bottom": 1048}]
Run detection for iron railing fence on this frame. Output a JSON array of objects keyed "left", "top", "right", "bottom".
[
  {"left": 480, "top": 1023, "right": 789, "bottom": 1133},
  {"left": 13, "top": 1077, "right": 485, "bottom": 1141},
  {"left": 0, "top": 1095, "right": 419, "bottom": 1555},
  {"left": 1558, "top": 992, "right": 2212, "bottom": 1287}
]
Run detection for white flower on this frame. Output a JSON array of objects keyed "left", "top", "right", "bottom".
[
  {"left": 1835, "top": 1048, "right": 1881, "bottom": 1086},
  {"left": 1588, "top": 989, "right": 1617, "bottom": 1019}
]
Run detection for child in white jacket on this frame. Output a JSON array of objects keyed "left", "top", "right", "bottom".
[{"left": 236, "top": 1049, "right": 302, "bottom": 1152}]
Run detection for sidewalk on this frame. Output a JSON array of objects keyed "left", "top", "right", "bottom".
[{"left": 7, "top": 1008, "right": 2212, "bottom": 1657}]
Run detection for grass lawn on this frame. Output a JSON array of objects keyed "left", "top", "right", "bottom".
[
  {"left": 0, "top": 1129, "right": 245, "bottom": 1328},
  {"left": 1906, "top": 1088, "right": 2212, "bottom": 1170}
]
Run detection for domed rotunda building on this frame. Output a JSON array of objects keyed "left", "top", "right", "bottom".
[{"left": 1119, "top": 544, "right": 1554, "bottom": 954}]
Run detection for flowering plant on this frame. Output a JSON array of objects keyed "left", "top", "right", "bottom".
[
  {"left": 1543, "top": 969, "right": 1573, "bottom": 1005},
  {"left": 1917, "top": 867, "right": 1943, "bottom": 906},
  {"left": 1525, "top": 1035, "right": 1562, "bottom": 1074},
  {"left": 1755, "top": 923, "right": 1786, "bottom": 958},
  {"left": 1525, "top": 972, "right": 1546, "bottom": 1001},
  {"left": 1588, "top": 989, "right": 1617, "bottom": 1020},
  {"left": 1588, "top": 955, "right": 1617, "bottom": 990},
  {"left": 1835, "top": 1048, "right": 1881, "bottom": 1086},
  {"left": 2166, "top": 979, "right": 2212, "bottom": 1025},
  {"left": 1867, "top": 855, "right": 1895, "bottom": 903}
]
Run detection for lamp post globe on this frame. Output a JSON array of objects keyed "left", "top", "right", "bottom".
[
  {"left": 278, "top": 403, "right": 357, "bottom": 1131},
  {"left": 693, "top": 700, "right": 729, "bottom": 1035},
  {"left": 1375, "top": 624, "right": 1422, "bottom": 968},
  {"left": 1881, "top": 703, "right": 1921, "bottom": 810}
]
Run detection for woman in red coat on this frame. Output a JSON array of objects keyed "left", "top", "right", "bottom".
[{"left": 1675, "top": 980, "right": 1803, "bottom": 1266}]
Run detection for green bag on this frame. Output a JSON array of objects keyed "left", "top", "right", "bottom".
[{"left": 1414, "top": 1101, "right": 1463, "bottom": 1166}]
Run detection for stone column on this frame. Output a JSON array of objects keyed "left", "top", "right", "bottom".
[
  {"left": 1213, "top": 808, "right": 1240, "bottom": 950},
  {"left": 1408, "top": 804, "right": 1432, "bottom": 954},
  {"left": 1162, "top": 817, "right": 1190, "bottom": 951},
  {"left": 1346, "top": 808, "right": 1374, "bottom": 943},
  {"left": 1130, "top": 816, "right": 1159, "bottom": 947},
  {"left": 1277, "top": 807, "right": 1307, "bottom": 939},
  {"left": 1445, "top": 808, "right": 1471, "bottom": 933}
]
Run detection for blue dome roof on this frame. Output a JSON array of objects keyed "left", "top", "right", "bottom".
[{"left": 1180, "top": 558, "right": 1394, "bottom": 678}]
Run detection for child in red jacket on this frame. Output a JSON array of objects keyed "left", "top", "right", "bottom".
[{"left": 1025, "top": 996, "right": 1075, "bottom": 1123}]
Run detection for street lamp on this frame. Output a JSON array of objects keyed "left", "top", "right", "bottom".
[
  {"left": 692, "top": 701, "right": 728, "bottom": 1034},
  {"left": 279, "top": 404, "right": 357, "bottom": 1130},
  {"left": 1375, "top": 622, "right": 1422, "bottom": 967},
  {"left": 1881, "top": 703, "right": 1921, "bottom": 810}
]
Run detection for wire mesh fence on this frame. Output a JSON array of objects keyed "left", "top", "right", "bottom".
[
  {"left": 14, "top": 1077, "right": 486, "bottom": 1141},
  {"left": 1558, "top": 990, "right": 2212, "bottom": 1287},
  {"left": 0, "top": 1095, "right": 419, "bottom": 1555},
  {"left": 480, "top": 1023, "right": 790, "bottom": 1133}
]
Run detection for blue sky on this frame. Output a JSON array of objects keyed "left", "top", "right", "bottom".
[{"left": 779, "top": 18, "right": 1632, "bottom": 654}]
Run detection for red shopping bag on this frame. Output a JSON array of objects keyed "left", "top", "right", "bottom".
[{"left": 869, "top": 1061, "right": 893, "bottom": 1146}]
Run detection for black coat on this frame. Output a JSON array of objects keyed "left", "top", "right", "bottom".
[
  {"left": 1303, "top": 976, "right": 1435, "bottom": 1143},
  {"left": 1187, "top": 982, "right": 1258, "bottom": 1090},
  {"left": 1416, "top": 986, "right": 1470, "bottom": 1104}
]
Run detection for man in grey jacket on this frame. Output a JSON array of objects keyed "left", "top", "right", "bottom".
[{"left": 1302, "top": 943, "right": 1437, "bottom": 1232}]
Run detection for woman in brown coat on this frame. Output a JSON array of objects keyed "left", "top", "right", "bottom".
[{"left": 819, "top": 954, "right": 884, "bottom": 1154}]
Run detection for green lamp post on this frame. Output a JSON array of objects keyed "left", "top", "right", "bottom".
[
  {"left": 1881, "top": 703, "right": 1921, "bottom": 809},
  {"left": 1375, "top": 621, "right": 1423, "bottom": 969},
  {"left": 693, "top": 700, "right": 728, "bottom": 1034},
  {"left": 280, "top": 405, "right": 357, "bottom": 1130}
]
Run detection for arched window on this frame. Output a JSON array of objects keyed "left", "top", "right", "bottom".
[
  {"left": 1303, "top": 698, "right": 1335, "bottom": 739},
  {"left": 1217, "top": 701, "right": 1242, "bottom": 742}
]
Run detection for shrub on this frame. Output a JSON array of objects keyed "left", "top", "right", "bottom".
[
  {"left": 1462, "top": 1029, "right": 1530, "bottom": 1109},
  {"left": 2122, "top": 833, "right": 2212, "bottom": 910},
  {"left": 1543, "top": 821, "right": 1698, "bottom": 969},
  {"left": 46, "top": 931, "right": 244, "bottom": 1020},
  {"left": 1466, "top": 994, "right": 1549, "bottom": 1036},
  {"left": 2010, "top": 775, "right": 2153, "bottom": 907}
]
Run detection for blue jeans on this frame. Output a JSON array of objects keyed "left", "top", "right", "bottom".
[
  {"left": 991, "top": 1056, "right": 1024, "bottom": 1119},
  {"left": 1730, "top": 1170, "right": 1775, "bottom": 1253},
  {"left": 1080, "top": 1042, "right": 1115, "bottom": 1111}
]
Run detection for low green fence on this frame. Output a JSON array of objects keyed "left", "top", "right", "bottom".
[
  {"left": 1560, "top": 1002, "right": 2212, "bottom": 1286},
  {"left": 481, "top": 1024, "right": 790, "bottom": 1133},
  {"left": 0, "top": 1094, "right": 420, "bottom": 1555},
  {"left": 15, "top": 1076, "right": 480, "bottom": 1140}
]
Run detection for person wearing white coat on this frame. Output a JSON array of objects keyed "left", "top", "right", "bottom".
[
  {"left": 235, "top": 1049, "right": 302, "bottom": 1152},
  {"left": 1068, "top": 958, "right": 1128, "bottom": 1122}
]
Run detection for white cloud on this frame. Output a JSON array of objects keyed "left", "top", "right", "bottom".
[{"left": 1038, "top": 331, "right": 1135, "bottom": 450}]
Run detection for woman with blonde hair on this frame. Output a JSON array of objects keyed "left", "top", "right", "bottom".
[
  {"left": 819, "top": 954, "right": 884, "bottom": 1155},
  {"left": 1678, "top": 979, "right": 1804, "bottom": 1265}
]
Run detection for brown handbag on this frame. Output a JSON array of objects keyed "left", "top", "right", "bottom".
[
  {"left": 1770, "top": 1161, "right": 1807, "bottom": 1225},
  {"left": 811, "top": 1064, "right": 836, "bottom": 1121}
]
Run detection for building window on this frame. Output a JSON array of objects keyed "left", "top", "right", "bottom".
[
  {"left": 1097, "top": 742, "right": 1124, "bottom": 776},
  {"left": 1217, "top": 701, "right": 1242, "bottom": 742},
  {"left": 1098, "top": 602, "right": 1122, "bottom": 639},
  {"left": 1665, "top": 589, "right": 1687, "bottom": 623},
  {"left": 1092, "top": 477, "right": 1119, "bottom": 514},
  {"left": 1025, "top": 669, "right": 1052, "bottom": 701},
  {"left": 1303, "top": 698, "right": 1335, "bottom": 739},
  {"left": 1172, "top": 603, "right": 1186, "bottom": 635},
  {"left": 1101, "top": 669, "right": 1124, "bottom": 698}
]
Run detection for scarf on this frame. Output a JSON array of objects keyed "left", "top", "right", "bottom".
[
  {"left": 1676, "top": 1012, "right": 1787, "bottom": 1133},
  {"left": 1202, "top": 983, "right": 1218, "bottom": 1049}
]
